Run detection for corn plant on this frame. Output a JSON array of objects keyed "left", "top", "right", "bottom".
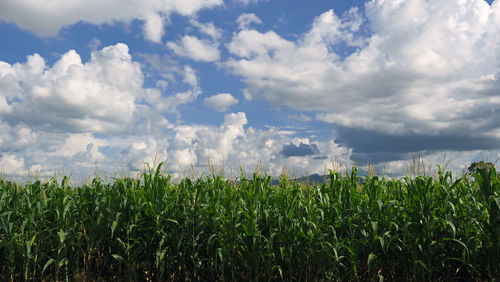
[{"left": 0, "top": 163, "right": 499, "bottom": 281}]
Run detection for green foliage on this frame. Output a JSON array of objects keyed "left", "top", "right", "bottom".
[
  {"left": 468, "top": 161, "right": 496, "bottom": 175},
  {"left": 0, "top": 163, "right": 499, "bottom": 281}
]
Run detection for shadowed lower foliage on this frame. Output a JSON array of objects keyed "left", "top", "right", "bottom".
[{"left": 0, "top": 163, "right": 499, "bottom": 281}]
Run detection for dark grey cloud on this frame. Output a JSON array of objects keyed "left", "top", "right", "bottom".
[
  {"left": 313, "top": 156, "right": 328, "bottom": 160},
  {"left": 335, "top": 126, "right": 500, "bottom": 164},
  {"left": 281, "top": 142, "right": 320, "bottom": 157}
]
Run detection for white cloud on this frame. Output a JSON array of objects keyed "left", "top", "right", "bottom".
[
  {"left": 236, "top": 13, "right": 263, "bottom": 30},
  {"left": 182, "top": 65, "right": 199, "bottom": 88},
  {"left": 0, "top": 122, "right": 37, "bottom": 152},
  {"left": 172, "top": 148, "right": 197, "bottom": 169},
  {"left": 234, "top": 0, "right": 269, "bottom": 6},
  {"left": 167, "top": 35, "right": 220, "bottom": 62},
  {"left": 226, "top": 1, "right": 500, "bottom": 145},
  {"left": 0, "top": 0, "right": 223, "bottom": 41},
  {"left": 55, "top": 133, "right": 107, "bottom": 162},
  {"left": 228, "top": 29, "right": 294, "bottom": 58},
  {"left": 172, "top": 112, "right": 247, "bottom": 165},
  {"left": 303, "top": 8, "right": 364, "bottom": 48},
  {"left": 143, "top": 13, "right": 166, "bottom": 43},
  {"left": 1, "top": 43, "right": 205, "bottom": 145},
  {"left": 189, "top": 19, "right": 222, "bottom": 41},
  {"left": 2, "top": 44, "right": 141, "bottom": 134},
  {"left": 144, "top": 65, "right": 202, "bottom": 114},
  {"left": 164, "top": 112, "right": 351, "bottom": 177},
  {"left": 3, "top": 0, "right": 498, "bottom": 179},
  {"left": 164, "top": 19, "right": 222, "bottom": 63},
  {"left": 0, "top": 62, "right": 17, "bottom": 114},
  {"left": 204, "top": 93, "right": 239, "bottom": 112},
  {"left": 0, "top": 109, "right": 352, "bottom": 180},
  {"left": 121, "top": 138, "right": 168, "bottom": 171},
  {"left": 204, "top": 112, "right": 247, "bottom": 163},
  {"left": 136, "top": 53, "right": 182, "bottom": 83},
  {"left": 0, "top": 154, "right": 25, "bottom": 176},
  {"left": 0, "top": 95, "right": 11, "bottom": 114}
]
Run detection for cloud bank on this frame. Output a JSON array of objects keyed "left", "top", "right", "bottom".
[
  {"left": 226, "top": 0, "right": 500, "bottom": 162},
  {"left": 0, "top": 43, "right": 351, "bottom": 179},
  {"left": 1, "top": 0, "right": 499, "bottom": 180},
  {"left": 0, "top": 0, "right": 223, "bottom": 42}
]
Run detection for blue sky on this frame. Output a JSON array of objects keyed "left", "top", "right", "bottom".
[{"left": 0, "top": 0, "right": 499, "bottom": 180}]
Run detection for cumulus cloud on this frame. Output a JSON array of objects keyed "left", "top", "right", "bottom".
[
  {"left": 121, "top": 138, "right": 168, "bottom": 171},
  {"left": 237, "top": 13, "right": 263, "bottom": 30},
  {"left": 165, "top": 19, "right": 223, "bottom": 63},
  {"left": 0, "top": 43, "right": 215, "bottom": 180},
  {"left": 0, "top": 154, "right": 25, "bottom": 175},
  {"left": 55, "top": 133, "right": 107, "bottom": 162},
  {"left": 0, "top": 44, "right": 143, "bottom": 133},
  {"left": 172, "top": 112, "right": 247, "bottom": 166},
  {"left": 0, "top": 122, "right": 37, "bottom": 152},
  {"left": 143, "top": 65, "right": 202, "bottom": 115},
  {"left": 1, "top": 43, "right": 202, "bottom": 137},
  {"left": 172, "top": 148, "right": 197, "bottom": 169},
  {"left": 0, "top": 122, "right": 112, "bottom": 177},
  {"left": 226, "top": 0, "right": 500, "bottom": 161},
  {"left": 228, "top": 29, "right": 293, "bottom": 58},
  {"left": 0, "top": 0, "right": 223, "bottom": 41},
  {"left": 204, "top": 93, "right": 239, "bottom": 112},
  {"left": 0, "top": 111, "right": 351, "bottom": 180},
  {"left": 0, "top": 40, "right": 354, "bottom": 180},
  {"left": 167, "top": 36, "right": 220, "bottom": 62},
  {"left": 164, "top": 113, "right": 351, "bottom": 177},
  {"left": 0, "top": 62, "right": 17, "bottom": 114}
]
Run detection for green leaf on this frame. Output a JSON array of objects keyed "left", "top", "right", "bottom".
[
  {"left": 415, "top": 260, "right": 429, "bottom": 272},
  {"left": 166, "top": 218, "right": 180, "bottom": 226},
  {"left": 112, "top": 254, "right": 125, "bottom": 263},
  {"left": 57, "top": 229, "right": 67, "bottom": 244},
  {"left": 58, "top": 258, "right": 68, "bottom": 267},
  {"left": 493, "top": 197, "right": 500, "bottom": 212},
  {"left": 371, "top": 221, "right": 379, "bottom": 234},
  {"left": 272, "top": 265, "right": 283, "bottom": 279},
  {"left": 42, "top": 258, "right": 55, "bottom": 275},
  {"left": 111, "top": 212, "right": 121, "bottom": 238},
  {"left": 446, "top": 220, "right": 456, "bottom": 238},
  {"left": 378, "top": 236, "right": 385, "bottom": 251},
  {"left": 368, "top": 253, "right": 377, "bottom": 268},
  {"left": 444, "top": 238, "right": 470, "bottom": 256}
]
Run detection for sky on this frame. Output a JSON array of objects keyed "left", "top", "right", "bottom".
[{"left": 0, "top": 0, "right": 499, "bottom": 180}]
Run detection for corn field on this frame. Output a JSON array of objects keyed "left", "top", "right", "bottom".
[{"left": 0, "top": 163, "right": 499, "bottom": 281}]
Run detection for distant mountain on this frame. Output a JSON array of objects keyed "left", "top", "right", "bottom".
[{"left": 270, "top": 170, "right": 371, "bottom": 186}]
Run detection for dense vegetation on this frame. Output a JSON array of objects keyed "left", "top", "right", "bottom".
[{"left": 0, "top": 163, "right": 499, "bottom": 281}]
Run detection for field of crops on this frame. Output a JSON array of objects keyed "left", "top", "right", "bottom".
[{"left": 0, "top": 163, "right": 499, "bottom": 281}]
